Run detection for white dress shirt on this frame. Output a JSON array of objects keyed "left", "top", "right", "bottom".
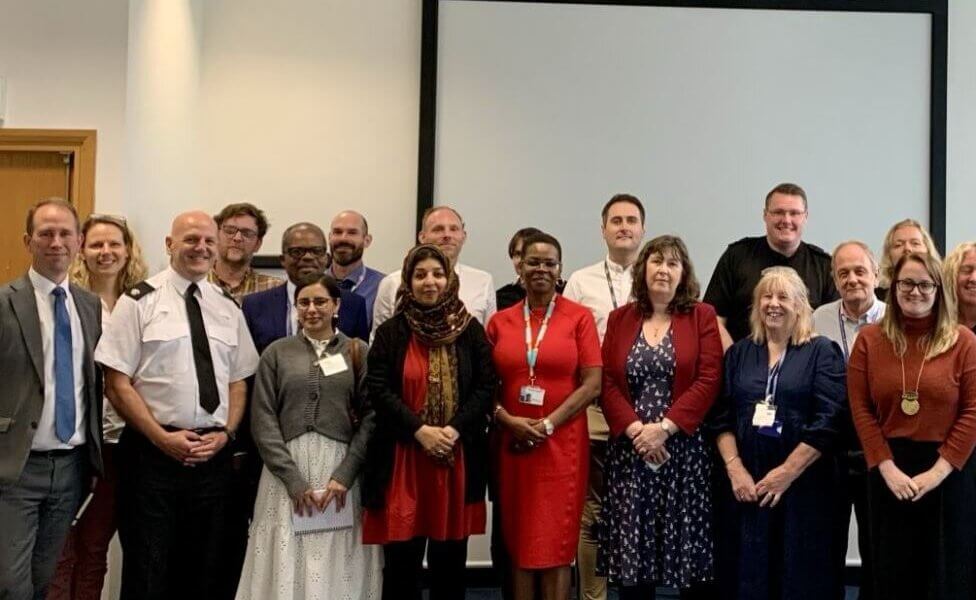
[
  {"left": 371, "top": 263, "right": 496, "bottom": 336},
  {"left": 562, "top": 255, "right": 634, "bottom": 343},
  {"left": 95, "top": 267, "right": 260, "bottom": 430},
  {"left": 812, "top": 297, "right": 887, "bottom": 362},
  {"left": 29, "top": 268, "right": 87, "bottom": 450}
]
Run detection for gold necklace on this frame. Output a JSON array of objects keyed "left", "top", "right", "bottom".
[{"left": 899, "top": 349, "right": 928, "bottom": 416}]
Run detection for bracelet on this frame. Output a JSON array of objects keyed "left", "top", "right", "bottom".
[{"left": 724, "top": 454, "right": 740, "bottom": 466}]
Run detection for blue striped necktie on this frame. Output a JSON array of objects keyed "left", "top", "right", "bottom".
[{"left": 51, "top": 287, "right": 75, "bottom": 443}]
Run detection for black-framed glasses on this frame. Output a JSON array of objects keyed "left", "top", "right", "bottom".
[
  {"left": 296, "top": 297, "right": 334, "bottom": 310},
  {"left": 220, "top": 224, "right": 259, "bottom": 240},
  {"left": 895, "top": 279, "right": 938, "bottom": 294},
  {"left": 284, "top": 246, "right": 328, "bottom": 259}
]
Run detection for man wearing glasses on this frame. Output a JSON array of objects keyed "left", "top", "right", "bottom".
[
  {"left": 704, "top": 182, "right": 838, "bottom": 343},
  {"left": 241, "top": 222, "right": 369, "bottom": 354},
  {"left": 209, "top": 202, "right": 283, "bottom": 303}
]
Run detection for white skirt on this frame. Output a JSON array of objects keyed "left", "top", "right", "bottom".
[{"left": 235, "top": 432, "right": 382, "bottom": 600}]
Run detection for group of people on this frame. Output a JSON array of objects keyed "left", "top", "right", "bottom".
[{"left": 2, "top": 183, "right": 976, "bottom": 600}]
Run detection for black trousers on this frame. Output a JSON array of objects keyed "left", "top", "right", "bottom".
[
  {"left": 382, "top": 537, "right": 468, "bottom": 600},
  {"left": 116, "top": 428, "right": 233, "bottom": 600},
  {"left": 867, "top": 439, "right": 976, "bottom": 600},
  {"left": 219, "top": 447, "right": 262, "bottom": 600},
  {"left": 833, "top": 452, "right": 872, "bottom": 600}
]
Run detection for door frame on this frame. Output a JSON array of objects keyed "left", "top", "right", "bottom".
[{"left": 0, "top": 128, "right": 97, "bottom": 219}]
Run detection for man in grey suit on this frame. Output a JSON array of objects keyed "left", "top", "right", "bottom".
[{"left": 0, "top": 198, "right": 103, "bottom": 600}]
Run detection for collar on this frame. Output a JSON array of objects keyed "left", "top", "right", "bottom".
[
  {"left": 331, "top": 262, "right": 366, "bottom": 283},
  {"left": 302, "top": 329, "right": 339, "bottom": 352},
  {"left": 839, "top": 297, "right": 884, "bottom": 324},
  {"left": 28, "top": 267, "right": 70, "bottom": 296},
  {"left": 210, "top": 265, "right": 253, "bottom": 287},
  {"left": 166, "top": 266, "right": 205, "bottom": 298},
  {"left": 604, "top": 255, "right": 632, "bottom": 274}
]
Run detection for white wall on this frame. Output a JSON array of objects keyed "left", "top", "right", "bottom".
[
  {"left": 0, "top": 0, "right": 129, "bottom": 214},
  {"left": 947, "top": 1, "right": 976, "bottom": 249}
]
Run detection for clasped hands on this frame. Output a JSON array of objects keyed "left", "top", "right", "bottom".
[
  {"left": 293, "top": 479, "right": 349, "bottom": 516},
  {"left": 625, "top": 420, "right": 669, "bottom": 464},
  {"left": 154, "top": 428, "right": 229, "bottom": 466},
  {"left": 497, "top": 411, "right": 548, "bottom": 452},
  {"left": 726, "top": 460, "right": 798, "bottom": 508},
  {"left": 415, "top": 425, "right": 460, "bottom": 465},
  {"left": 879, "top": 459, "right": 951, "bottom": 502}
]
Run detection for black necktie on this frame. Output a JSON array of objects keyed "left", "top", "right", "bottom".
[
  {"left": 337, "top": 278, "right": 354, "bottom": 291},
  {"left": 185, "top": 283, "right": 220, "bottom": 414}
]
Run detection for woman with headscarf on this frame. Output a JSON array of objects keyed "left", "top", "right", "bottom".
[{"left": 361, "top": 244, "right": 495, "bottom": 600}]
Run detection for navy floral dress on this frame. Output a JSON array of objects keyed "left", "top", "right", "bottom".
[{"left": 597, "top": 330, "right": 713, "bottom": 588}]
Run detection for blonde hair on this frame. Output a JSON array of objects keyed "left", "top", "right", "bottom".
[
  {"left": 944, "top": 241, "right": 976, "bottom": 313},
  {"left": 879, "top": 253, "right": 958, "bottom": 359},
  {"left": 69, "top": 215, "right": 149, "bottom": 297},
  {"left": 878, "top": 219, "right": 941, "bottom": 288},
  {"left": 748, "top": 266, "right": 815, "bottom": 345}
]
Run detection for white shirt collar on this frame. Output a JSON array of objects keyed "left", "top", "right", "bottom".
[
  {"left": 28, "top": 267, "right": 70, "bottom": 296},
  {"left": 604, "top": 255, "right": 632, "bottom": 274},
  {"left": 839, "top": 296, "right": 884, "bottom": 323},
  {"left": 165, "top": 266, "right": 205, "bottom": 298}
]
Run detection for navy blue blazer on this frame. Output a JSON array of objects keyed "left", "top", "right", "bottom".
[{"left": 241, "top": 284, "right": 369, "bottom": 354}]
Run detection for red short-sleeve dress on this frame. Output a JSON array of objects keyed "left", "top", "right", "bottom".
[
  {"left": 362, "top": 335, "right": 486, "bottom": 543},
  {"left": 486, "top": 296, "right": 602, "bottom": 568}
]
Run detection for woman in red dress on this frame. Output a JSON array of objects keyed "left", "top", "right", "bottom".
[
  {"left": 488, "top": 232, "right": 603, "bottom": 599},
  {"left": 361, "top": 244, "right": 495, "bottom": 600}
]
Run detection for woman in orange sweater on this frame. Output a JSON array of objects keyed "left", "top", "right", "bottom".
[{"left": 848, "top": 252, "right": 976, "bottom": 599}]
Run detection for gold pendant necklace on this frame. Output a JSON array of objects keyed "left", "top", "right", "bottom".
[{"left": 899, "top": 348, "right": 928, "bottom": 416}]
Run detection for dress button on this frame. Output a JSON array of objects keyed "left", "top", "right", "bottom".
[
  {"left": 306, "top": 426, "right": 314, "bottom": 432},
  {"left": 312, "top": 392, "right": 319, "bottom": 400}
]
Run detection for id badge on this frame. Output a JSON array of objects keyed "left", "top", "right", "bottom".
[
  {"left": 318, "top": 354, "right": 349, "bottom": 377},
  {"left": 752, "top": 398, "right": 777, "bottom": 428},
  {"left": 519, "top": 385, "right": 546, "bottom": 406}
]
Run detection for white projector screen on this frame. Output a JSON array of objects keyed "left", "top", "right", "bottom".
[
  {"left": 431, "top": 1, "right": 934, "bottom": 569},
  {"left": 433, "top": 1, "right": 931, "bottom": 289}
]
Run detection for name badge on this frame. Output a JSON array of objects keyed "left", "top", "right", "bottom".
[
  {"left": 519, "top": 385, "right": 546, "bottom": 406},
  {"left": 318, "top": 354, "right": 349, "bottom": 377},
  {"left": 752, "top": 398, "right": 777, "bottom": 428}
]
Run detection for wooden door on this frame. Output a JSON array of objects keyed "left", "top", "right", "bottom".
[{"left": 0, "top": 150, "right": 71, "bottom": 283}]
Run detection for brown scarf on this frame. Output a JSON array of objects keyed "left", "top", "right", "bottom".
[{"left": 395, "top": 245, "right": 472, "bottom": 426}]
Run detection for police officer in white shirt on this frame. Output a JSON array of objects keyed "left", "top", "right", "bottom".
[
  {"left": 371, "top": 205, "right": 496, "bottom": 335},
  {"left": 562, "top": 193, "right": 646, "bottom": 600},
  {"left": 95, "top": 211, "right": 259, "bottom": 600},
  {"left": 811, "top": 240, "right": 885, "bottom": 600}
]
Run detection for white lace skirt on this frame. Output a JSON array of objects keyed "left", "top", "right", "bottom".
[{"left": 235, "top": 432, "right": 382, "bottom": 600}]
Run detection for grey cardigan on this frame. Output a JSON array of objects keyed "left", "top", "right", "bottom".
[{"left": 250, "top": 332, "right": 374, "bottom": 497}]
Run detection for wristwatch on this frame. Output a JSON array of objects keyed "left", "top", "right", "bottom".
[
  {"left": 660, "top": 420, "right": 676, "bottom": 436},
  {"left": 223, "top": 427, "right": 237, "bottom": 443},
  {"left": 542, "top": 418, "right": 555, "bottom": 436}
]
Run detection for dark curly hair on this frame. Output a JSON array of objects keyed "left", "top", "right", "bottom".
[{"left": 631, "top": 235, "right": 700, "bottom": 317}]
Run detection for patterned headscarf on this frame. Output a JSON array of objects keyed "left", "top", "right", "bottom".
[{"left": 395, "top": 244, "right": 472, "bottom": 427}]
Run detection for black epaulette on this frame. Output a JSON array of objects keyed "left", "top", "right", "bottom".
[
  {"left": 218, "top": 286, "right": 240, "bottom": 308},
  {"left": 125, "top": 281, "right": 156, "bottom": 300}
]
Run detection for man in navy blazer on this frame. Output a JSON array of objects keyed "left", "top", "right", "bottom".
[{"left": 242, "top": 222, "right": 368, "bottom": 354}]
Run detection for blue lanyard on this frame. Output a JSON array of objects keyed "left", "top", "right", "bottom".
[
  {"left": 765, "top": 349, "right": 786, "bottom": 405},
  {"left": 837, "top": 307, "right": 851, "bottom": 362},
  {"left": 523, "top": 297, "right": 556, "bottom": 383}
]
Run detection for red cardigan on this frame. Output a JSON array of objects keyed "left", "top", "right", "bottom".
[{"left": 600, "top": 301, "right": 723, "bottom": 437}]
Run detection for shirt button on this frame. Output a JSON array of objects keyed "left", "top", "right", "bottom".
[
  {"left": 31, "top": 421, "right": 38, "bottom": 429},
  {"left": 311, "top": 392, "right": 319, "bottom": 401},
  {"left": 306, "top": 426, "right": 314, "bottom": 432}
]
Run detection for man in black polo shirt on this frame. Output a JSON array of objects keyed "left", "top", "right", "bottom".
[{"left": 704, "top": 182, "right": 838, "bottom": 342}]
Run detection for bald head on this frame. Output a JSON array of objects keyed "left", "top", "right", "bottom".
[{"left": 166, "top": 210, "right": 219, "bottom": 281}]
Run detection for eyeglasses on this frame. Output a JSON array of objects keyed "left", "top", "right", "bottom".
[
  {"left": 220, "top": 224, "right": 259, "bottom": 241},
  {"left": 523, "top": 258, "right": 560, "bottom": 270},
  {"left": 895, "top": 279, "right": 938, "bottom": 294},
  {"left": 296, "top": 297, "right": 334, "bottom": 310},
  {"left": 284, "top": 246, "right": 328, "bottom": 259},
  {"left": 765, "top": 209, "right": 807, "bottom": 219}
]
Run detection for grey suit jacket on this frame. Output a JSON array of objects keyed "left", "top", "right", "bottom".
[{"left": 0, "top": 274, "right": 103, "bottom": 487}]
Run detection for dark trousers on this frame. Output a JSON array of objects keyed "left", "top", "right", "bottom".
[
  {"left": 382, "top": 537, "right": 468, "bottom": 600},
  {"left": 47, "top": 444, "right": 119, "bottom": 600},
  {"left": 490, "top": 499, "right": 514, "bottom": 599},
  {"left": 0, "top": 448, "right": 87, "bottom": 600},
  {"left": 218, "top": 449, "right": 262, "bottom": 600},
  {"left": 833, "top": 453, "right": 872, "bottom": 600},
  {"left": 116, "top": 428, "right": 233, "bottom": 600}
]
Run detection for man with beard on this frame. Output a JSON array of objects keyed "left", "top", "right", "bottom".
[
  {"left": 704, "top": 182, "right": 838, "bottom": 343},
  {"left": 327, "top": 210, "right": 384, "bottom": 331},
  {"left": 562, "top": 193, "right": 646, "bottom": 600},
  {"left": 209, "top": 203, "right": 283, "bottom": 303},
  {"left": 95, "top": 211, "right": 259, "bottom": 599}
]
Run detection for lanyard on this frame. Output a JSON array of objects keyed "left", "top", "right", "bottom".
[
  {"left": 765, "top": 349, "right": 787, "bottom": 406},
  {"left": 524, "top": 297, "right": 556, "bottom": 383},
  {"left": 837, "top": 307, "right": 853, "bottom": 362},
  {"left": 603, "top": 260, "right": 619, "bottom": 310}
]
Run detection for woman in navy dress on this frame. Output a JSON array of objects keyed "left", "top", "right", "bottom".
[
  {"left": 597, "top": 236, "right": 723, "bottom": 599},
  {"left": 710, "top": 266, "right": 847, "bottom": 600}
]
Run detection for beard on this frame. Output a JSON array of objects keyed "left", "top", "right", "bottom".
[{"left": 331, "top": 243, "right": 364, "bottom": 266}]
